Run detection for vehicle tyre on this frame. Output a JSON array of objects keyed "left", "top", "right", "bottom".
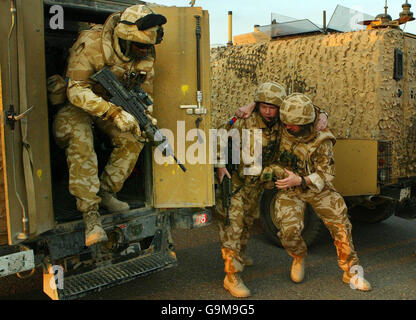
[
  {"left": 259, "top": 188, "right": 326, "bottom": 248},
  {"left": 347, "top": 201, "right": 395, "bottom": 224}
]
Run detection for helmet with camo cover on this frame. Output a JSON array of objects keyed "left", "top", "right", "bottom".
[
  {"left": 280, "top": 93, "right": 316, "bottom": 125},
  {"left": 115, "top": 5, "right": 167, "bottom": 45},
  {"left": 254, "top": 82, "right": 287, "bottom": 107}
]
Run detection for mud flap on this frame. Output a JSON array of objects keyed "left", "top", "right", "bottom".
[{"left": 396, "top": 197, "right": 416, "bottom": 219}]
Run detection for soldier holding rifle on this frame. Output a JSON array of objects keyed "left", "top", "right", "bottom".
[{"left": 53, "top": 5, "right": 167, "bottom": 247}]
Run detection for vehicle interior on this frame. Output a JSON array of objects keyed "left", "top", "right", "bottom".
[{"left": 43, "top": 2, "right": 148, "bottom": 224}]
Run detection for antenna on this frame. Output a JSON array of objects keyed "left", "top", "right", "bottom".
[
  {"left": 358, "top": 0, "right": 414, "bottom": 29},
  {"left": 400, "top": 0, "right": 414, "bottom": 22}
]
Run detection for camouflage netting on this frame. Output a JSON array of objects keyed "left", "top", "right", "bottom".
[{"left": 211, "top": 28, "right": 416, "bottom": 179}]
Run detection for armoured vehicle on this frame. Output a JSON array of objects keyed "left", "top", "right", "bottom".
[
  {"left": 211, "top": 3, "right": 416, "bottom": 246},
  {"left": 0, "top": 0, "right": 213, "bottom": 299}
]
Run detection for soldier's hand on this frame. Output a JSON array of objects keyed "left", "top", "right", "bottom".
[
  {"left": 275, "top": 169, "right": 301, "bottom": 189},
  {"left": 235, "top": 101, "right": 256, "bottom": 119},
  {"left": 316, "top": 112, "right": 328, "bottom": 131},
  {"left": 146, "top": 104, "right": 154, "bottom": 113},
  {"left": 146, "top": 112, "right": 158, "bottom": 126},
  {"left": 113, "top": 110, "right": 140, "bottom": 133},
  {"left": 132, "top": 124, "right": 142, "bottom": 139},
  {"left": 217, "top": 168, "right": 231, "bottom": 184}
]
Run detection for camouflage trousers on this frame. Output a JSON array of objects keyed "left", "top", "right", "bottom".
[
  {"left": 274, "top": 188, "right": 359, "bottom": 273},
  {"left": 53, "top": 104, "right": 143, "bottom": 213},
  {"left": 216, "top": 178, "right": 262, "bottom": 273}
]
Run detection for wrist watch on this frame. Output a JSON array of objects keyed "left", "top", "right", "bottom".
[
  {"left": 320, "top": 110, "right": 329, "bottom": 118},
  {"left": 300, "top": 176, "right": 308, "bottom": 191}
]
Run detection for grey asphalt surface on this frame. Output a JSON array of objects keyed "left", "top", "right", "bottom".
[{"left": 0, "top": 214, "right": 415, "bottom": 300}]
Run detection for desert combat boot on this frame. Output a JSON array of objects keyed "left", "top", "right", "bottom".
[
  {"left": 223, "top": 273, "right": 251, "bottom": 298},
  {"left": 83, "top": 210, "right": 108, "bottom": 247},
  {"left": 98, "top": 189, "right": 130, "bottom": 212},
  {"left": 290, "top": 256, "right": 305, "bottom": 283}
]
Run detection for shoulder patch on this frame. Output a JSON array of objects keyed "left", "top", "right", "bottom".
[{"left": 229, "top": 116, "right": 238, "bottom": 126}]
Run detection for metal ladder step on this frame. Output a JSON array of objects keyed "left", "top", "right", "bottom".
[{"left": 47, "top": 252, "right": 177, "bottom": 300}]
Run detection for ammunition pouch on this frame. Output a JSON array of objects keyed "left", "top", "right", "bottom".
[{"left": 260, "top": 165, "right": 287, "bottom": 189}]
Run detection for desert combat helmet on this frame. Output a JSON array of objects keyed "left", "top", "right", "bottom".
[
  {"left": 254, "top": 82, "right": 287, "bottom": 107},
  {"left": 115, "top": 5, "right": 167, "bottom": 45},
  {"left": 280, "top": 93, "right": 316, "bottom": 125}
]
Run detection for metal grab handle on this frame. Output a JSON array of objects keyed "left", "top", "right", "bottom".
[{"left": 7, "top": 105, "right": 35, "bottom": 121}]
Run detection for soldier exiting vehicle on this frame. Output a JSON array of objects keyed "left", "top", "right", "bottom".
[{"left": 51, "top": 5, "right": 167, "bottom": 247}]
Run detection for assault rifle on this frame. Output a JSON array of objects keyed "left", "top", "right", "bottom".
[
  {"left": 221, "top": 138, "right": 240, "bottom": 226},
  {"left": 91, "top": 67, "right": 186, "bottom": 172}
]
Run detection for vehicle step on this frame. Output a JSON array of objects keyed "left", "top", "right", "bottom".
[{"left": 44, "top": 251, "right": 177, "bottom": 300}]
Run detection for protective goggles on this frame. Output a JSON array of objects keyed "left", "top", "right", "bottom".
[{"left": 120, "top": 13, "right": 167, "bottom": 31}]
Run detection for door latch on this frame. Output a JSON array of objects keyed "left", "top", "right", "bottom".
[{"left": 6, "top": 105, "right": 35, "bottom": 130}]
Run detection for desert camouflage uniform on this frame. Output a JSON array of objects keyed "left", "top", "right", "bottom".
[
  {"left": 271, "top": 93, "right": 359, "bottom": 274},
  {"left": 216, "top": 82, "right": 287, "bottom": 298},
  {"left": 216, "top": 88, "right": 326, "bottom": 273},
  {"left": 53, "top": 6, "right": 158, "bottom": 213},
  {"left": 216, "top": 111, "right": 281, "bottom": 272}
]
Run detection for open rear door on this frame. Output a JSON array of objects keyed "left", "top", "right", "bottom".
[
  {"left": 0, "top": 0, "right": 54, "bottom": 245},
  {"left": 152, "top": 7, "right": 214, "bottom": 208}
]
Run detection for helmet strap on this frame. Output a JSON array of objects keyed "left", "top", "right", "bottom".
[{"left": 119, "top": 38, "right": 131, "bottom": 57}]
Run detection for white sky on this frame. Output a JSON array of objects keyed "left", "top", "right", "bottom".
[{"left": 152, "top": 0, "right": 416, "bottom": 45}]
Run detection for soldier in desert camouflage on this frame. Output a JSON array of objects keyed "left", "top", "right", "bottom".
[
  {"left": 52, "top": 5, "right": 167, "bottom": 247},
  {"left": 266, "top": 93, "right": 372, "bottom": 291},
  {"left": 216, "top": 81, "right": 330, "bottom": 298},
  {"left": 216, "top": 82, "right": 287, "bottom": 298}
]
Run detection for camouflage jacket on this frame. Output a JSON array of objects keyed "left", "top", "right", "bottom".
[
  {"left": 216, "top": 112, "right": 281, "bottom": 186},
  {"left": 65, "top": 12, "right": 155, "bottom": 117},
  {"left": 277, "top": 127, "right": 337, "bottom": 193}
]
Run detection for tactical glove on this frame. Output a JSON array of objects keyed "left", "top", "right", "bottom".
[
  {"left": 104, "top": 104, "right": 141, "bottom": 136},
  {"left": 145, "top": 104, "right": 157, "bottom": 126}
]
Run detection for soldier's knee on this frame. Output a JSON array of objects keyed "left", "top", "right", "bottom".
[
  {"left": 113, "top": 133, "right": 143, "bottom": 154},
  {"left": 54, "top": 106, "right": 93, "bottom": 146},
  {"left": 279, "top": 224, "right": 303, "bottom": 241},
  {"left": 126, "top": 140, "right": 143, "bottom": 158}
]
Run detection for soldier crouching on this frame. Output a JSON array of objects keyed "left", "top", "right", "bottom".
[{"left": 269, "top": 93, "right": 372, "bottom": 291}]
